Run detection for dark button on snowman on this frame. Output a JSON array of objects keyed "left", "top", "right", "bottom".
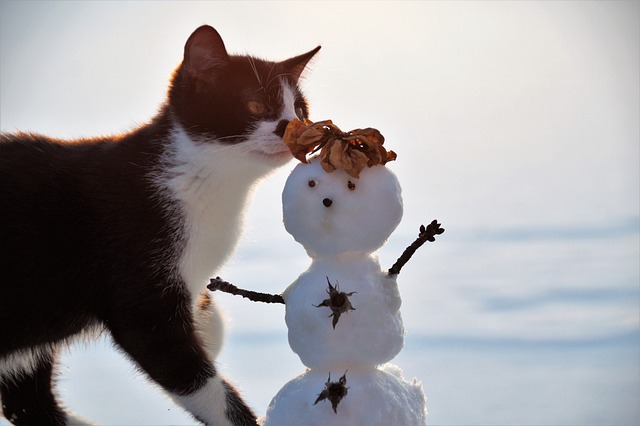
[{"left": 209, "top": 119, "right": 443, "bottom": 425}]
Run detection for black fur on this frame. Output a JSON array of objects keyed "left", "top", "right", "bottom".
[
  {"left": 171, "top": 25, "right": 318, "bottom": 142},
  {"left": 1, "top": 352, "right": 66, "bottom": 425},
  {"left": 0, "top": 25, "right": 319, "bottom": 425}
]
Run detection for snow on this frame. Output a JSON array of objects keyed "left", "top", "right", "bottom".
[
  {"left": 262, "top": 366, "right": 427, "bottom": 426},
  {"left": 282, "top": 159, "right": 403, "bottom": 258},
  {"left": 263, "top": 159, "right": 426, "bottom": 425},
  {"left": 283, "top": 256, "right": 404, "bottom": 369}
]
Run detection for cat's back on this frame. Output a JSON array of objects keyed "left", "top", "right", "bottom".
[
  {"left": 0, "top": 130, "right": 172, "bottom": 344},
  {"left": 0, "top": 130, "right": 163, "bottom": 204},
  {"left": 0, "top": 134, "right": 113, "bottom": 348},
  {"left": 0, "top": 131, "right": 166, "bottom": 275},
  {"left": 1, "top": 133, "right": 110, "bottom": 223},
  {"left": 1, "top": 133, "right": 105, "bottom": 186}
]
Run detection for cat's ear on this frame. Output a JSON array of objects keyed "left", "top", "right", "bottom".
[
  {"left": 281, "top": 46, "right": 321, "bottom": 83},
  {"left": 183, "top": 25, "right": 229, "bottom": 76}
]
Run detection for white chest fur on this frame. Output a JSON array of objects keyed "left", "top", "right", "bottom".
[
  {"left": 158, "top": 124, "right": 273, "bottom": 299},
  {"left": 157, "top": 83, "right": 297, "bottom": 301}
]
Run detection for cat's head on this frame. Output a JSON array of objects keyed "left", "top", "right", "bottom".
[{"left": 168, "top": 25, "right": 320, "bottom": 167}]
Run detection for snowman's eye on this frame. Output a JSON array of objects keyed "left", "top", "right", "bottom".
[
  {"left": 308, "top": 180, "right": 316, "bottom": 188},
  {"left": 347, "top": 181, "right": 356, "bottom": 191}
]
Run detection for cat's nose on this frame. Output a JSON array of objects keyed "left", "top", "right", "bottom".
[
  {"left": 274, "top": 119, "right": 290, "bottom": 138},
  {"left": 323, "top": 198, "right": 333, "bottom": 207}
]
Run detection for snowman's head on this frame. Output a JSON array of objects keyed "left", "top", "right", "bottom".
[{"left": 282, "top": 159, "right": 403, "bottom": 258}]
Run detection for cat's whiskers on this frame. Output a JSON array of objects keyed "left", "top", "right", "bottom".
[
  {"left": 264, "top": 63, "right": 277, "bottom": 91},
  {"left": 265, "top": 72, "right": 294, "bottom": 93},
  {"left": 248, "top": 56, "right": 262, "bottom": 88}
]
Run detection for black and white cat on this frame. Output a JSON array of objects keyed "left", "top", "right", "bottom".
[{"left": 0, "top": 25, "right": 320, "bottom": 426}]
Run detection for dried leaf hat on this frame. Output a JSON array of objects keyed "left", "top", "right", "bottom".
[{"left": 282, "top": 118, "right": 397, "bottom": 178}]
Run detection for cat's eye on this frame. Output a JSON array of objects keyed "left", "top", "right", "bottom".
[
  {"left": 247, "top": 100, "right": 267, "bottom": 116},
  {"left": 347, "top": 181, "right": 356, "bottom": 191},
  {"left": 295, "top": 106, "right": 305, "bottom": 120},
  {"left": 308, "top": 180, "right": 316, "bottom": 188}
]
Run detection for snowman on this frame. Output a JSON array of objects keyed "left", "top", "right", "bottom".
[{"left": 209, "top": 119, "right": 443, "bottom": 425}]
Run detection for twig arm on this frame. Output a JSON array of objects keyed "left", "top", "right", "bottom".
[
  {"left": 388, "top": 220, "right": 444, "bottom": 276},
  {"left": 207, "top": 277, "right": 285, "bottom": 304}
]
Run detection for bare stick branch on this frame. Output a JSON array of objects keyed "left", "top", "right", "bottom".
[
  {"left": 388, "top": 220, "right": 444, "bottom": 276},
  {"left": 207, "top": 277, "right": 285, "bottom": 304}
]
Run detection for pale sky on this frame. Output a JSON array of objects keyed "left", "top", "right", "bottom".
[{"left": 2, "top": 1, "right": 637, "bottom": 230}]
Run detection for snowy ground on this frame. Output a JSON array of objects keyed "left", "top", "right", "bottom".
[{"left": 7, "top": 329, "right": 635, "bottom": 425}]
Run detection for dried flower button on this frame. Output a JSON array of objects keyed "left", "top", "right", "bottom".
[{"left": 281, "top": 118, "right": 397, "bottom": 178}]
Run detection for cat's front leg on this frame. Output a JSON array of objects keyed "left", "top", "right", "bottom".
[
  {"left": 171, "top": 374, "right": 257, "bottom": 426},
  {"left": 108, "top": 293, "right": 257, "bottom": 426},
  {"left": 193, "top": 291, "right": 225, "bottom": 362}
]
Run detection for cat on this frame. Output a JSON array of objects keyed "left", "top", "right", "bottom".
[{"left": 0, "top": 24, "right": 320, "bottom": 426}]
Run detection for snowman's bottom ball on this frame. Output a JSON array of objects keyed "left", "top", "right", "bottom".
[{"left": 262, "top": 365, "right": 427, "bottom": 426}]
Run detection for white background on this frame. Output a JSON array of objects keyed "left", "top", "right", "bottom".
[{"left": 1, "top": 1, "right": 638, "bottom": 425}]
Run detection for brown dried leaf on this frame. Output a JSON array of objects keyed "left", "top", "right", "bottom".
[
  {"left": 319, "top": 140, "right": 337, "bottom": 173},
  {"left": 281, "top": 118, "right": 396, "bottom": 175},
  {"left": 352, "top": 127, "right": 385, "bottom": 145},
  {"left": 282, "top": 118, "right": 311, "bottom": 144},
  {"left": 296, "top": 125, "right": 326, "bottom": 148},
  {"left": 283, "top": 118, "right": 313, "bottom": 162},
  {"left": 283, "top": 119, "right": 336, "bottom": 163},
  {"left": 384, "top": 150, "right": 397, "bottom": 164},
  {"left": 320, "top": 139, "right": 368, "bottom": 178}
]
